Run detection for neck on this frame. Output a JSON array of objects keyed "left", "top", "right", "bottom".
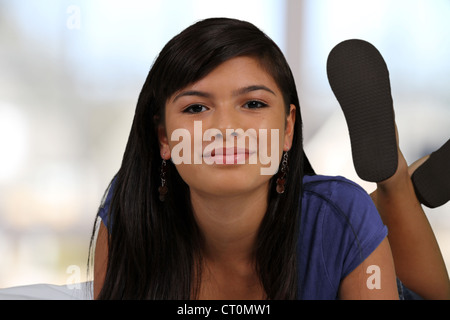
[{"left": 190, "top": 183, "right": 269, "bottom": 264}]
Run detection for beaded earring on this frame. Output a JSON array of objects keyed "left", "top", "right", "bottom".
[
  {"left": 276, "top": 152, "right": 289, "bottom": 194},
  {"left": 158, "top": 159, "right": 168, "bottom": 201}
]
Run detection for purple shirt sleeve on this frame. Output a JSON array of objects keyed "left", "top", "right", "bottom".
[{"left": 298, "top": 175, "right": 388, "bottom": 299}]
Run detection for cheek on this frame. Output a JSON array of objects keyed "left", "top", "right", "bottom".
[
  {"left": 171, "top": 163, "right": 198, "bottom": 185},
  {"left": 164, "top": 116, "right": 194, "bottom": 148},
  {"left": 256, "top": 113, "right": 286, "bottom": 145},
  {"left": 251, "top": 116, "right": 285, "bottom": 176}
]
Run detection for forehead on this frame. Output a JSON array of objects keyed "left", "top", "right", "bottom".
[{"left": 171, "top": 56, "right": 281, "bottom": 98}]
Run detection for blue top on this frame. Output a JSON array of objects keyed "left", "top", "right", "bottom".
[
  {"left": 298, "top": 175, "right": 387, "bottom": 299},
  {"left": 98, "top": 174, "right": 387, "bottom": 300}
]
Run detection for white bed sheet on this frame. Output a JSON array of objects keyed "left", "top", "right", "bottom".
[{"left": 0, "top": 282, "right": 93, "bottom": 300}]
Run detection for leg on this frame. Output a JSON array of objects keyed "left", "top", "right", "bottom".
[
  {"left": 371, "top": 137, "right": 450, "bottom": 299},
  {"left": 327, "top": 38, "right": 450, "bottom": 299}
]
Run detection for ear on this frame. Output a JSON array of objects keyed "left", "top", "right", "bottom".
[
  {"left": 157, "top": 125, "right": 171, "bottom": 160},
  {"left": 283, "top": 104, "right": 296, "bottom": 152}
]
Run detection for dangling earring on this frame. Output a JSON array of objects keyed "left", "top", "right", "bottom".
[
  {"left": 158, "top": 159, "right": 168, "bottom": 202},
  {"left": 276, "top": 152, "right": 289, "bottom": 194}
]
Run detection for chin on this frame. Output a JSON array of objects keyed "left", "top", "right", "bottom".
[{"left": 188, "top": 167, "right": 271, "bottom": 197}]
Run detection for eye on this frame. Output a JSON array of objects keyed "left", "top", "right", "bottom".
[
  {"left": 243, "top": 100, "right": 268, "bottom": 109},
  {"left": 183, "top": 104, "right": 208, "bottom": 114}
]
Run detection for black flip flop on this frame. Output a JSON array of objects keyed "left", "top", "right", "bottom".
[
  {"left": 411, "top": 139, "right": 450, "bottom": 208},
  {"left": 327, "top": 39, "right": 398, "bottom": 182}
]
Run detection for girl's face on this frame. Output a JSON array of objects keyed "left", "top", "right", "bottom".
[{"left": 159, "top": 56, "right": 295, "bottom": 197}]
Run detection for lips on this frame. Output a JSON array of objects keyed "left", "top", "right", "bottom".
[
  {"left": 205, "top": 147, "right": 255, "bottom": 165},
  {"left": 210, "top": 147, "right": 249, "bottom": 157}
]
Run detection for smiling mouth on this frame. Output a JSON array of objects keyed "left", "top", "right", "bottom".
[
  {"left": 211, "top": 147, "right": 248, "bottom": 156},
  {"left": 204, "top": 147, "right": 255, "bottom": 164}
]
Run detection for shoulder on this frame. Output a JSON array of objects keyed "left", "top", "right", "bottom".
[
  {"left": 301, "top": 174, "right": 380, "bottom": 226},
  {"left": 303, "top": 174, "right": 369, "bottom": 200},
  {"left": 98, "top": 177, "right": 117, "bottom": 229},
  {"left": 297, "top": 175, "right": 388, "bottom": 298},
  {"left": 301, "top": 174, "right": 386, "bottom": 239}
]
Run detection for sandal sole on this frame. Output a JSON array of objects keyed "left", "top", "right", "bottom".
[
  {"left": 411, "top": 139, "right": 450, "bottom": 208},
  {"left": 327, "top": 39, "right": 398, "bottom": 182}
]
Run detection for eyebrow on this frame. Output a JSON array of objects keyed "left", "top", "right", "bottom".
[
  {"left": 172, "top": 85, "right": 276, "bottom": 103},
  {"left": 172, "top": 90, "right": 212, "bottom": 103}
]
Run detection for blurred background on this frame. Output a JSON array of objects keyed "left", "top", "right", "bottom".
[{"left": 1, "top": 0, "right": 449, "bottom": 288}]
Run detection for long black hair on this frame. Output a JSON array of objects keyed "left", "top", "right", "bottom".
[{"left": 89, "top": 17, "right": 311, "bottom": 299}]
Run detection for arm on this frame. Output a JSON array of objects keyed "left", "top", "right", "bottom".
[
  {"left": 93, "top": 223, "right": 109, "bottom": 299},
  {"left": 339, "top": 237, "right": 399, "bottom": 299}
]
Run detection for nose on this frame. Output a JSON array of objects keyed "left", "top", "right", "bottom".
[{"left": 210, "top": 105, "right": 241, "bottom": 139}]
